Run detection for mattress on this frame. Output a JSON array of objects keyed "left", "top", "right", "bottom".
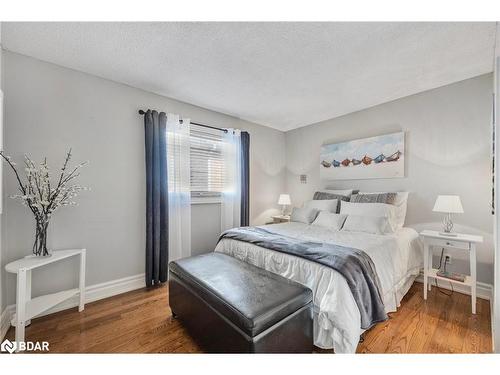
[{"left": 214, "top": 222, "right": 423, "bottom": 353}]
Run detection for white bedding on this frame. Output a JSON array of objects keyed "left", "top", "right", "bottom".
[{"left": 214, "top": 222, "right": 423, "bottom": 353}]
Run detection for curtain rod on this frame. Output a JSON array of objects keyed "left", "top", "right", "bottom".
[{"left": 138, "top": 109, "right": 228, "bottom": 133}]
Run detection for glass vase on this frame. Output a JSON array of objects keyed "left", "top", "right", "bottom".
[{"left": 33, "top": 219, "right": 50, "bottom": 257}]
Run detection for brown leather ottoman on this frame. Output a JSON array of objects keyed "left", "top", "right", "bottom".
[{"left": 169, "top": 253, "right": 313, "bottom": 353}]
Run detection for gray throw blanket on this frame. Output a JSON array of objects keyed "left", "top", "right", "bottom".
[{"left": 219, "top": 226, "right": 387, "bottom": 329}]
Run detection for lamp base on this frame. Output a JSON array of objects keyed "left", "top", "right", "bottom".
[{"left": 441, "top": 213, "right": 455, "bottom": 235}]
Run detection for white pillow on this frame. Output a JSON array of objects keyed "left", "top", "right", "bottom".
[
  {"left": 341, "top": 215, "right": 392, "bottom": 235},
  {"left": 356, "top": 191, "right": 409, "bottom": 229},
  {"left": 394, "top": 192, "right": 409, "bottom": 228},
  {"left": 290, "top": 207, "right": 319, "bottom": 224},
  {"left": 304, "top": 199, "right": 338, "bottom": 213},
  {"left": 339, "top": 201, "right": 397, "bottom": 233},
  {"left": 319, "top": 189, "right": 354, "bottom": 198},
  {"left": 311, "top": 212, "right": 347, "bottom": 231}
]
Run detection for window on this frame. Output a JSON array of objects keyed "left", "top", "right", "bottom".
[{"left": 189, "top": 125, "right": 225, "bottom": 200}]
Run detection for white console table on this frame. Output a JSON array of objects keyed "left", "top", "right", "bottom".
[{"left": 5, "top": 249, "right": 86, "bottom": 348}]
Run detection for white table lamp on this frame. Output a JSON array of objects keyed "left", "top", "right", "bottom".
[
  {"left": 278, "top": 194, "right": 291, "bottom": 216},
  {"left": 432, "top": 195, "right": 464, "bottom": 236}
]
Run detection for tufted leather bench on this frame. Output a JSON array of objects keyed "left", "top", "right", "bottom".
[{"left": 169, "top": 252, "right": 313, "bottom": 353}]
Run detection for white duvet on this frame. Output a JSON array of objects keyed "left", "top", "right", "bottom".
[{"left": 214, "top": 222, "right": 423, "bottom": 353}]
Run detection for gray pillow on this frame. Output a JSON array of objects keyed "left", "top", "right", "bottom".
[
  {"left": 350, "top": 192, "right": 397, "bottom": 205},
  {"left": 290, "top": 207, "right": 319, "bottom": 224},
  {"left": 313, "top": 191, "right": 350, "bottom": 201}
]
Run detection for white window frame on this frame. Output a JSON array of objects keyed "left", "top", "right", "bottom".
[{"left": 189, "top": 125, "right": 225, "bottom": 204}]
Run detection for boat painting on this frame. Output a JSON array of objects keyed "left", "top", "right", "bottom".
[
  {"left": 385, "top": 150, "right": 402, "bottom": 162},
  {"left": 320, "top": 132, "right": 405, "bottom": 180},
  {"left": 373, "top": 154, "right": 385, "bottom": 163},
  {"left": 361, "top": 155, "right": 372, "bottom": 165}
]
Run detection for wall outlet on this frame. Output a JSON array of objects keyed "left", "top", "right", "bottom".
[{"left": 444, "top": 254, "right": 452, "bottom": 265}]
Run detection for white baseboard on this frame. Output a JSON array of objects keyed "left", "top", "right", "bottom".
[
  {"left": 84, "top": 273, "right": 146, "bottom": 304},
  {"left": 0, "top": 273, "right": 145, "bottom": 340},
  {"left": 415, "top": 273, "right": 493, "bottom": 300}
]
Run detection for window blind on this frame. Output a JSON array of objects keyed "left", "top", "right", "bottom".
[{"left": 189, "top": 125, "right": 225, "bottom": 198}]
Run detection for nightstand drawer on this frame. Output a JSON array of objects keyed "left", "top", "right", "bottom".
[{"left": 425, "top": 237, "right": 470, "bottom": 250}]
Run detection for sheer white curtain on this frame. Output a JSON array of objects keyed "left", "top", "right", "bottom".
[
  {"left": 221, "top": 128, "right": 242, "bottom": 231},
  {"left": 167, "top": 113, "right": 191, "bottom": 261}
]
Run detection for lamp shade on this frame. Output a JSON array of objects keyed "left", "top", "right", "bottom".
[
  {"left": 278, "top": 194, "right": 291, "bottom": 205},
  {"left": 432, "top": 195, "right": 464, "bottom": 214}
]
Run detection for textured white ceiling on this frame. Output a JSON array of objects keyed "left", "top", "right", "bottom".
[{"left": 2, "top": 22, "right": 497, "bottom": 131}]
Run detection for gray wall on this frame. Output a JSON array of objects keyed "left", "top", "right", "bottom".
[
  {"left": 1, "top": 51, "right": 286, "bottom": 308},
  {"left": 0, "top": 24, "right": 4, "bottom": 314},
  {"left": 286, "top": 74, "right": 494, "bottom": 283},
  {"left": 494, "top": 46, "right": 500, "bottom": 353}
]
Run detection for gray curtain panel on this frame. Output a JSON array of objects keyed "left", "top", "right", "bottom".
[
  {"left": 144, "top": 110, "right": 169, "bottom": 287},
  {"left": 240, "top": 131, "right": 250, "bottom": 226}
]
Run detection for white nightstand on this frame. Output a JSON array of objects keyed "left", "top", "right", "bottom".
[
  {"left": 270, "top": 215, "right": 291, "bottom": 224},
  {"left": 420, "top": 230, "right": 483, "bottom": 314},
  {"left": 5, "top": 249, "right": 86, "bottom": 349}
]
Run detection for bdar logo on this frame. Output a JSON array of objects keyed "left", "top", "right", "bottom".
[
  {"left": 0, "top": 339, "right": 49, "bottom": 353},
  {"left": 1, "top": 339, "right": 17, "bottom": 353}
]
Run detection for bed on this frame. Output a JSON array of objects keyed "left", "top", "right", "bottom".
[{"left": 214, "top": 221, "right": 423, "bottom": 353}]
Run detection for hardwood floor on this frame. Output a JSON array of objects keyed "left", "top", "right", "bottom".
[
  {"left": 357, "top": 283, "right": 491, "bottom": 353},
  {"left": 5, "top": 282, "right": 491, "bottom": 353}
]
